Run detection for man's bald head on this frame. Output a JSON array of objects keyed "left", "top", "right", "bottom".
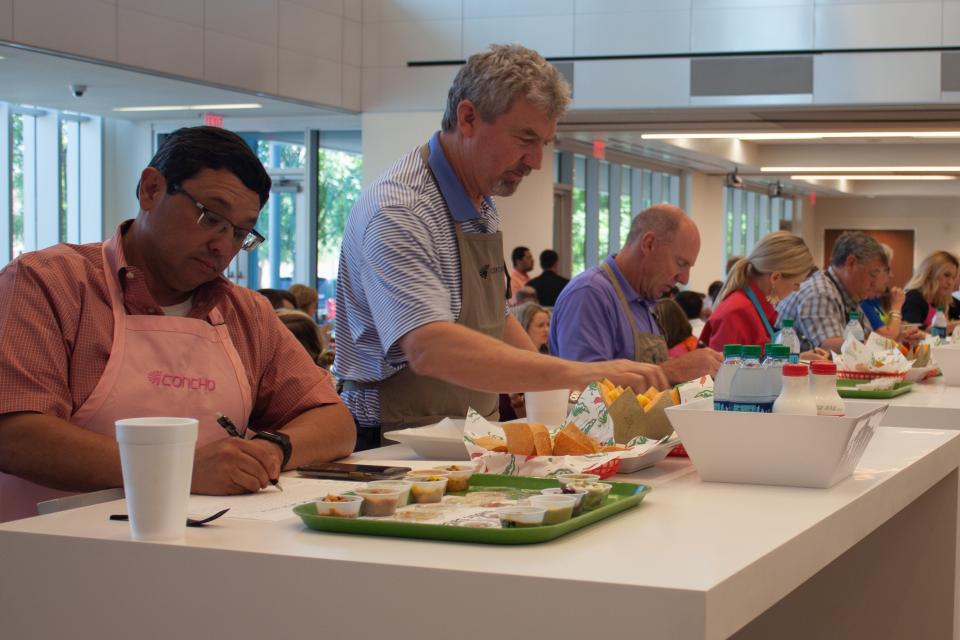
[
  {"left": 625, "top": 204, "right": 691, "bottom": 247},
  {"left": 619, "top": 204, "right": 700, "bottom": 299}
]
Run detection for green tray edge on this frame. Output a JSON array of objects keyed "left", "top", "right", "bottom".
[
  {"left": 836, "top": 382, "right": 913, "bottom": 399},
  {"left": 293, "top": 473, "right": 650, "bottom": 545}
]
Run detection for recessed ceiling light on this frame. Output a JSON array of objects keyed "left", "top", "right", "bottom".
[
  {"left": 113, "top": 103, "right": 262, "bottom": 112},
  {"left": 764, "top": 166, "right": 960, "bottom": 173},
  {"left": 790, "top": 175, "right": 957, "bottom": 181},
  {"left": 642, "top": 132, "right": 960, "bottom": 140}
]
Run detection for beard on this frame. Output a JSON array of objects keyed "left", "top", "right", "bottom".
[{"left": 491, "top": 164, "right": 532, "bottom": 197}]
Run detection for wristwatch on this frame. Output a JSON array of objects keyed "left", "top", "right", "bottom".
[{"left": 253, "top": 430, "right": 292, "bottom": 469}]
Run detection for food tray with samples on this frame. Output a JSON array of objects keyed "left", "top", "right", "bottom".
[{"left": 293, "top": 473, "right": 650, "bottom": 545}]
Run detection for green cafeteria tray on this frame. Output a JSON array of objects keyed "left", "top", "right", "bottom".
[
  {"left": 293, "top": 473, "right": 650, "bottom": 545},
  {"left": 836, "top": 380, "right": 913, "bottom": 399}
]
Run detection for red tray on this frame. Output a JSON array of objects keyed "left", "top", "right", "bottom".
[{"left": 836, "top": 369, "right": 907, "bottom": 382}]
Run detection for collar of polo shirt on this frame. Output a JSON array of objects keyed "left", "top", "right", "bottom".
[{"left": 427, "top": 132, "right": 495, "bottom": 222}]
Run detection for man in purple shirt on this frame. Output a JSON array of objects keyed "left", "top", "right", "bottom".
[{"left": 549, "top": 205, "right": 722, "bottom": 384}]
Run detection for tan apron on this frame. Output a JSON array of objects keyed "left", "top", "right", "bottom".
[
  {"left": 600, "top": 262, "right": 669, "bottom": 364},
  {"left": 351, "top": 144, "right": 506, "bottom": 446}
]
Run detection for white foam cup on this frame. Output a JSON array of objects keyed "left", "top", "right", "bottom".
[
  {"left": 115, "top": 417, "right": 198, "bottom": 542},
  {"left": 524, "top": 389, "right": 570, "bottom": 425}
]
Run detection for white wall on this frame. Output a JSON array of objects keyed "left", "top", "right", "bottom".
[
  {"left": 812, "top": 196, "right": 960, "bottom": 273},
  {"left": 5, "top": 0, "right": 360, "bottom": 110},
  {"left": 683, "top": 171, "right": 726, "bottom": 293},
  {"left": 360, "top": 0, "right": 958, "bottom": 112},
  {"left": 102, "top": 118, "right": 153, "bottom": 233}
]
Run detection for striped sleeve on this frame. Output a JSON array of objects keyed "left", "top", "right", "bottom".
[{"left": 361, "top": 206, "right": 454, "bottom": 360}]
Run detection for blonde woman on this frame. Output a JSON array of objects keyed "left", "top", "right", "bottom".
[
  {"left": 903, "top": 251, "right": 960, "bottom": 331},
  {"left": 700, "top": 231, "right": 824, "bottom": 357}
]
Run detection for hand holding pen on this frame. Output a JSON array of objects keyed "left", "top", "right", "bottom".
[{"left": 216, "top": 412, "right": 284, "bottom": 491}]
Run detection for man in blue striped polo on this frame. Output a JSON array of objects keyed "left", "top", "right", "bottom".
[{"left": 334, "top": 44, "right": 668, "bottom": 450}]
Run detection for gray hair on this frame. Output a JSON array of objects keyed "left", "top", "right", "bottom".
[
  {"left": 625, "top": 204, "right": 686, "bottom": 247},
  {"left": 830, "top": 231, "right": 888, "bottom": 268},
  {"left": 441, "top": 44, "right": 571, "bottom": 133}
]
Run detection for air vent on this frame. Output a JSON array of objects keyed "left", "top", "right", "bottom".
[
  {"left": 691, "top": 56, "right": 813, "bottom": 97},
  {"left": 943, "top": 53, "right": 960, "bottom": 92}
]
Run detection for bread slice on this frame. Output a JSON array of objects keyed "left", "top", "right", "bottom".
[
  {"left": 529, "top": 423, "right": 553, "bottom": 455},
  {"left": 552, "top": 423, "right": 600, "bottom": 456},
  {"left": 502, "top": 422, "right": 536, "bottom": 456},
  {"left": 473, "top": 435, "right": 508, "bottom": 452}
]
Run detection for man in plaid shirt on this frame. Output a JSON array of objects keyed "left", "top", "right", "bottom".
[{"left": 777, "top": 232, "right": 888, "bottom": 353}]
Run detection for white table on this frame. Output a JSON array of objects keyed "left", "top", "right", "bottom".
[
  {"left": 1, "top": 427, "right": 958, "bottom": 640},
  {"left": 880, "top": 377, "right": 960, "bottom": 429}
]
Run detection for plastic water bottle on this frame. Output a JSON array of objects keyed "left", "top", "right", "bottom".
[
  {"left": 763, "top": 344, "right": 789, "bottom": 398},
  {"left": 773, "top": 364, "right": 818, "bottom": 415},
  {"left": 843, "top": 311, "right": 865, "bottom": 343},
  {"left": 713, "top": 344, "right": 742, "bottom": 412},
  {"left": 931, "top": 306, "right": 948, "bottom": 340},
  {"left": 774, "top": 319, "right": 801, "bottom": 364},
  {"left": 728, "top": 345, "right": 775, "bottom": 413}
]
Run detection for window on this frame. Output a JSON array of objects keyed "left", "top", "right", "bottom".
[
  {"left": 723, "top": 186, "right": 795, "bottom": 268},
  {"left": 563, "top": 150, "right": 680, "bottom": 276},
  {"left": 1, "top": 102, "right": 102, "bottom": 265},
  {"left": 216, "top": 129, "right": 361, "bottom": 323}
]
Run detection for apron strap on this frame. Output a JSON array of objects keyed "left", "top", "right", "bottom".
[
  {"left": 601, "top": 261, "right": 645, "bottom": 360},
  {"left": 744, "top": 286, "right": 776, "bottom": 339}
]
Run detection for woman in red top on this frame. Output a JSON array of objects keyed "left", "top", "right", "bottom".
[{"left": 701, "top": 231, "right": 820, "bottom": 354}]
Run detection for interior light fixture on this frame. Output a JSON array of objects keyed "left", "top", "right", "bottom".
[
  {"left": 642, "top": 132, "right": 960, "bottom": 140},
  {"left": 113, "top": 103, "right": 262, "bottom": 112},
  {"left": 763, "top": 166, "right": 960, "bottom": 173},
  {"left": 790, "top": 175, "right": 957, "bottom": 181}
]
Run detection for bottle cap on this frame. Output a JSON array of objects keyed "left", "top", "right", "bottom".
[
  {"left": 722, "top": 344, "right": 742, "bottom": 357},
  {"left": 782, "top": 363, "right": 809, "bottom": 377},
  {"left": 810, "top": 361, "right": 837, "bottom": 375},
  {"left": 782, "top": 319, "right": 794, "bottom": 328},
  {"left": 741, "top": 345, "right": 762, "bottom": 358},
  {"left": 937, "top": 306, "right": 945, "bottom": 312},
  {"left": 848, "top": 311, "right": 859, "bottom": 320},
  {"left": 768, "top": 345, "right": 790, "bottom": 358}
]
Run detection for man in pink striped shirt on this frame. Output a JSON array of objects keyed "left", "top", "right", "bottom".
[{"left": 0, "top": 126, "right": 355, "bottom": 521}]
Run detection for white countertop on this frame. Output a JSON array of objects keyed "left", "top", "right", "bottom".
[
  {"left": 876, "top": 377, "right": 960, "bottom": 429},
  {"left": 2, "top": 426, "right": 958, "bottom": 639}
]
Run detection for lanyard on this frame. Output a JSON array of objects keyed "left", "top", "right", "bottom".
[{"left": 744, "top": 286, "right": 776, "bottom": 339}]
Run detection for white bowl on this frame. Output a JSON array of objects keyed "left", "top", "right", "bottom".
[
  {"left": 931, "top": 345, "right": 960, "bottom": 386},
  {"left": 664, "top": 399, "right": 886, "bottom": 488}
]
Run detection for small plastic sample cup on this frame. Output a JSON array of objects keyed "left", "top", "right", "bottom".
[
  {"left": 352, "top": 486, "right": 404, "bottom": 517},
  {"left": 431, "top": 465, "right": 474, "bottom": 492},
  {"left": 576, "top": 482, "right": 613, "bottom": 511},
  {"left": 556, "top": 473, "right": 601, "bottom": 488},
  {"left": 406, "top": 474, "right": 449, "bottom": 503},
  {"left": 528, "top": 494, "right": 577, "bottom": 525},
  {"left": 541, "top": 486, "right": 588, "bottom": 516},
  {"left": 368, "top": 480, "right": 413, "bottom": 506},
  {"left": 315, "top": 494, "right": 363, "bottom": 518},
  {"left": 496, "top": 506, "right": 545, "bottom": 528},
  {"left": 455, "top": 519, "right": 500, "bottom": 529}
]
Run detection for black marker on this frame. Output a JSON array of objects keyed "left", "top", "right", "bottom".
[{"left": 216, "top": 412, "right": 283, "bottom": 491}]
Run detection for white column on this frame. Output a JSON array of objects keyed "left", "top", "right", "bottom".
[
  {"left": 0, "top": 103, "right": 10, "bottom": 265},
  {"left": 685, "top": 172, "right": 726, "bottom": 293},
  {"left": 79, "top": 115, "right": 103, "bottom": 243},
  {"left": 35, "top": 110, "right": 61, "bottom": 250}
]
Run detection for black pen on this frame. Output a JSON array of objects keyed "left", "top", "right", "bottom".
[{"left": 216, "top": 412, "right": 283, "bottom": 491}]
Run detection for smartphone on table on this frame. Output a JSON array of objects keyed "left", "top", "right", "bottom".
[{"left": 297, "top": 462, "right": 411, "bottom": 481}]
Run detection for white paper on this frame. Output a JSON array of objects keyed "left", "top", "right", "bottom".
[{"left": 188, "top": 477, "right": 364, "bottom": 522}]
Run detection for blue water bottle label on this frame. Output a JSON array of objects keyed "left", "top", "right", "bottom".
[{"left": 788, "top": 354, "right": 800, "bottom": 364}]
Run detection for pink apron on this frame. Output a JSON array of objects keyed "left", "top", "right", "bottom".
[{"left": 0, "top": 235, "right": 252, "bottom": 521}]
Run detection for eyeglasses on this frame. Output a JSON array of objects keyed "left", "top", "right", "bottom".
[{"left": 172, "top": 185, "right": 265, "bottom": 252}]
